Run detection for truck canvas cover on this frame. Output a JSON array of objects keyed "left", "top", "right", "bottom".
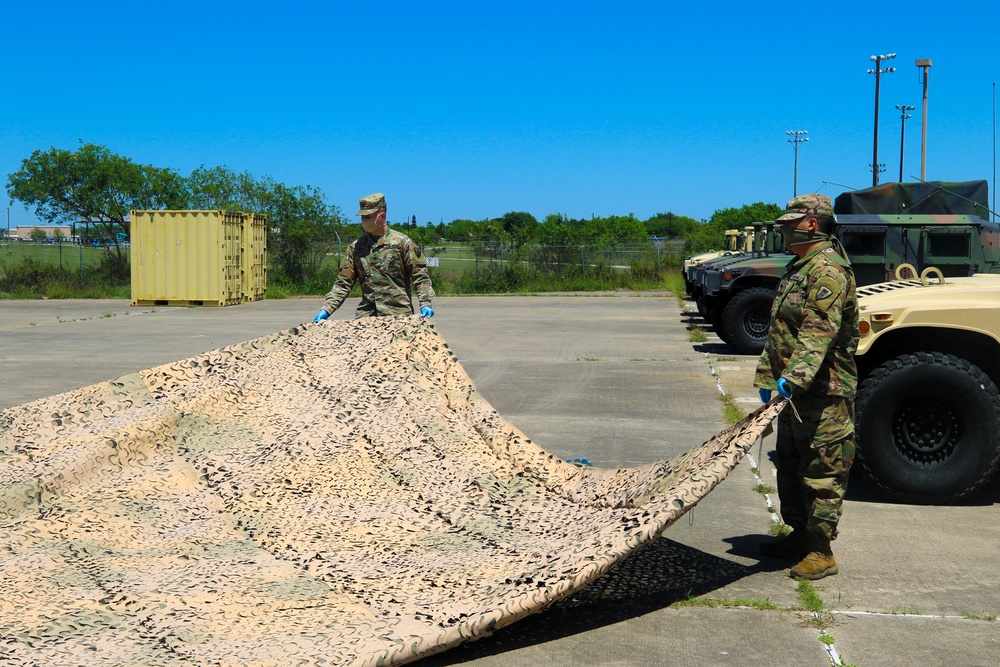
[{"left": 834, "top": 180, "right": 990, "bottom": 216}]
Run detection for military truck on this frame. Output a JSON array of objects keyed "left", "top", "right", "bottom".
[
  {"left": 682, "top": 227, "right": 753, "bottom": 295},
  {"left": 690, "top": 220, "right": 790, "bottom": 348},
  {"left": 853, "top": 270, "right": 1000, "bottom": 503},
  {"left": 694, "top": 180, "right": 999, "bottom": 355}
]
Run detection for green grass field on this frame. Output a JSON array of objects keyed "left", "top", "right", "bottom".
[{"left": 0, "top": 241, "right": 121, "bottom": 270}]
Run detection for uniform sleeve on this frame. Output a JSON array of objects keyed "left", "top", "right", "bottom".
[
  {"left": 403, "top": 239, "right": 434, "bottom": 306},
  {"left": 321, "top": 244, "right": 358, "bottom": 314},
  {"left": 782, "top": 266, "right": 848, "bottom": 391}
]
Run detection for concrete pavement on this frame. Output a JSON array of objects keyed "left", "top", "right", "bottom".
[{"left": 1, "top": 294, "right": 997, "bottom": 666}]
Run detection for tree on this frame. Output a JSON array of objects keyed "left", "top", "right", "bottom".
[
  {"left": 184, "top": 165, "right": 348, "bottom": 286},
  {"left": 6, "top": 143, "right": 187, "bottom": 260},
  {"left": 29, "top": 227, "right": 48, "bottom": 242},
  {"left": 53, "top": 228, "right": 66, "bottom": 244},
  {"left": 644, "top": 211, "right": 699, "bottom": 239}
]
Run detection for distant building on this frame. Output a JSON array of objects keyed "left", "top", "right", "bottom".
[{"left": 10, "top": 225, "right": 73, "bottom": 241}]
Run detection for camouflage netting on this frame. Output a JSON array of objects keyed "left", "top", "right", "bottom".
[{"left": 0, "top": 316, "right": 781, "bottom": 666}]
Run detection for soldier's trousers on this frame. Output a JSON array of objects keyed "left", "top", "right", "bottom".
[{"left": 775, "top": 393, "right": 855, "bottom": 541}]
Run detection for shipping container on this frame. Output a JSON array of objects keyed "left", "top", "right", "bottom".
[
  {"left": 242, "top": 212, "right": 267, "bottom": 302},
  {"left": 130, "top": 210, "right": 245, "bottom": 307}
]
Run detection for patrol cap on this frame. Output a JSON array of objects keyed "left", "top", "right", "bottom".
[
  {"left": 776, "top": 194, "right": 834, "bottom": 223},
  {"left": 357, "top": 193, "right": 386, "bottom": 216}
]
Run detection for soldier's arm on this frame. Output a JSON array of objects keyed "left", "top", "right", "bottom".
[
  {"left": 782, "top": 266, "right": 848, "bottom": 391},
  {"left": 403, "top": 238, "right": 435, "bottom": 307},
  {"left": 321, "top": 246, "right": 358, "bottom": 315}
]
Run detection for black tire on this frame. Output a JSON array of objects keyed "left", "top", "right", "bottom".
[
  {"left": 719, "top": 287, "right": 775, "bottom": 355},
  {"left": 855, "top": 352, "right": 1000, "bottom": 504},
  {"left": 695, "top": 295, "right": 713, "bottom": 320}
]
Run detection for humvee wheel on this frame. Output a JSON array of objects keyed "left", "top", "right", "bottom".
[
  {"left": 720, "top": 287, "right": 775, "bottom": 355},
  {"left": 855, "top": 352, "right": 1000, "bottom": 503}
]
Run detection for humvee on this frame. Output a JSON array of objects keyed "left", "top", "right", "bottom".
[
  {"left": 682, "top": 227, "right": 753, "bottom": 295},
  {"left": 854, "top": 269, "right": 1000, "bottom": 503},
  {"left": 694, "top": 180, "right": 999, "bottom": 354}
]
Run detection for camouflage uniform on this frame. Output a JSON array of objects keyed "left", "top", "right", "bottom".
[
  {"left": 754, "top": 195, "right": 860, "bottom": 541},
  {"left": 321, "top": 228, "right": 434, "bottom": 318}
]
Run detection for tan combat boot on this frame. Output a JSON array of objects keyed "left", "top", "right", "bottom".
[
  {"left": 759, "top": 530, "right": 808, "bottom": 560},
  {"left": 790, "top": 536, "right": 838, "bottom": 580}
]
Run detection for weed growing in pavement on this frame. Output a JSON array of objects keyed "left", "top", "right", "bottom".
[
  {"left": 688, "top": 325, "right": 707, "bottom": 343},
  {"left": 795, "top": 580, "right": 826, "bottom": 615},
  {"left": 769, "top": 522, "right": 791, "bottom": 536},
  {"left": 673, "top": 593, "right": 790, "bottom": 612},
  {"left": 819, "top": 633, "right": 835, "bottom": 645},
  {"left": 753, "top": 483, "right": 776, "bottom": 495},
  {"left": 718, "top": 392, "right": 745, "bottom": 425},
  {"left": 889, "top": 607, "right": 922, "bottom": 616},
  {"left": 962, "top": 612, "right": 998, "bottom": 621},
  {"left": 576, "top": 356, "right": 600, "bottom": 362}
]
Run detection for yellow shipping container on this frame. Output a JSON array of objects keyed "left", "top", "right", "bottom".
[
  {"left": 130, "top": 210, "right": 245, "bottom": 307},
  {"left": 242, "top": 212, "right": 268, "bottom": 302}
]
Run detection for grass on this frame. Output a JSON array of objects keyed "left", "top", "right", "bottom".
[
  {"left": 795, "top": 580, "right": 825, "bottom": 612},
  {"left": 889, "top": 607, "right": 923, "bottom": 616},
  {"left": 718, "top": 392, "right": 746, "bottom": 425},
  {"left": 962, "top": 612, "right": 998, "bottom": 621},
  {"left": 753, "top": 482, "right": 776, "bottom": 495},
  {"left": 673, "top": 594, "right": 790, "bottom": 612},
  {"left": 688, "top": 325, "right": 708, "bottom": 343},
  {"left": 769, "top": 522, "right": 792, "bottom": 537}
]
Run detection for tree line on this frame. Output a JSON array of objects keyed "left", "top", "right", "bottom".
[{"left": 6, "top": 142, "right": 783, "bottom": 289}]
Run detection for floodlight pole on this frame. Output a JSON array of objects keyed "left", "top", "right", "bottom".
[
  {"left": 786, "top": 130, "right": 808, "bottom": 197},
  {"left": 895, "top": 104, "right": 915, "bottom": 182},
  {"left": 916, "top": 58, "right": 932, "bottom": 180},
  {"left": 868, "top": 53, "right": 897, "bottom": 186}
]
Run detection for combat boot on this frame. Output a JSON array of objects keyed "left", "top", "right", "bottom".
[
  {"left": 759, "top": 530, "right": 808, "bottom": 560},
  {"left": 790, "top": 536, "right": 838, "bottom": 580}
]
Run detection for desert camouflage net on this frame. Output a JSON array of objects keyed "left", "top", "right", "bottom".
[{"left": 0, "top": 316, "right": 781, "bottom": 666}]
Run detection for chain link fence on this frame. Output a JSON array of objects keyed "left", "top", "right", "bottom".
[
  {"left": 447, "top": 240, "right": 685, "bottom": 291},
  {"left": 0, "top": 240, "right": 131, "bottom": 297},
  {"left": 1, "top": 236, "right": 687, "bottom": 298}
]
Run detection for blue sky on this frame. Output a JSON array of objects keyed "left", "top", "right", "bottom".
[{"left": 3, "top": 1, "right": 998, "bottom": 228}]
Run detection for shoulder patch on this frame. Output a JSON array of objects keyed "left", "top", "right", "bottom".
[{"left": 810, "top": 275, "right": 843, "bottom": 310}]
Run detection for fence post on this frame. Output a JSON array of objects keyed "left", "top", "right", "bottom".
[{"left": 580, "top": 245, "right": 586, "bottom": 276}]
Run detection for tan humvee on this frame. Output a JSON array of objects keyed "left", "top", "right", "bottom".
[{"left": 853, "top": 266, "right": 1000, "bottom": 503}]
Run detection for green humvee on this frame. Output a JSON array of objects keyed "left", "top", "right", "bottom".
[
  {"left": 693, "top": 180, "right": 999, "bottom": 354},
  {"left": 682, "top": 227, "right": 753, "bottom": 295}
]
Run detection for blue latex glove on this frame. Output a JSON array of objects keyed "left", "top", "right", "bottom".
[
  {"left": 420, "top": 306, "right": 434, "bottom": 318},
  {"left": 313, "top": 309, "right": 329, "bottom": 323},
  {"left": 759, "top": 388, "right": 772, "bottom": 403},
  {"left": 777, "top": 377, "right": 795, "bottom": 399}
]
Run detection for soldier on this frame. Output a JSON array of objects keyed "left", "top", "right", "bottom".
[
  {"left": 754, "top": 194, "right": 860, "bottom": 580},
  {"left": 313, "top": 193, "right": 435, "bottom": 321}
]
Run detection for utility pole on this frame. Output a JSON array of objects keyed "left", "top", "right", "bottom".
[
  {"left": 895, "top": 104, "right": 915, "bottom": 182},
  {"left": 786, "top": 130, "right": 808, "bottom": 197},
  {"left": 916, "top": 59, "right": 932, "bottom": 180},
  {"left": 868, "top": 53, "right": 897, "bottom": 186}
]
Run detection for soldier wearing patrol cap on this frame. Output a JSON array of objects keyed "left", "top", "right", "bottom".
[
  {"left": 313, "top": 193, "right": 435, "bottom": 320},
  {"left": 754, "top": 193, "right": 860, "bottom": 580}
]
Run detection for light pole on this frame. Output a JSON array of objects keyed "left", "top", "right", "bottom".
[
  {"left": 786, "top": 130, "right": 809, "bottom": 197},
  {"left": 916, "top": 59, "right": 932, "bottom": 180},
  {"left": 868, "top": 53, "right": 896, "bottom": 186},
  {"left": 895, "top": 104, "right": 915, "bottom": 182}
]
